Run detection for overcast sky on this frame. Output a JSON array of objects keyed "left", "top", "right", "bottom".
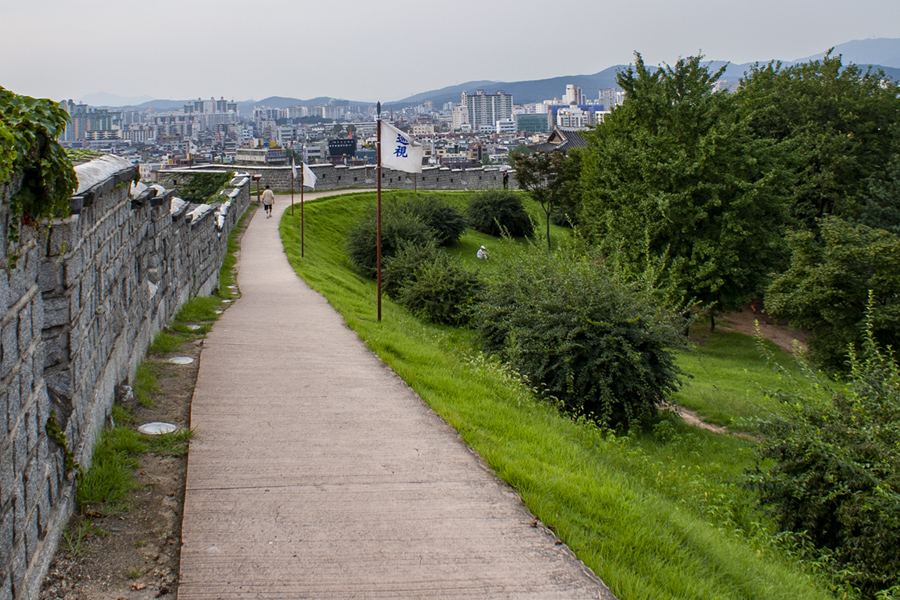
[{"left": 2, "top": 0, "right": 898, "bottom": 104}]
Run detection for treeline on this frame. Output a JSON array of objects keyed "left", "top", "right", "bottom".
[{"left": 527, "top": 52, "right": 900, "bottom": 371}]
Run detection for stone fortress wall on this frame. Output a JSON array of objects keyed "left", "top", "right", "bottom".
[
  {"left": 157, "top": 163, "right": 519, "bottom": 195},
  {"left": 0, "top": 156, "right": 250, "bottom": 599}
]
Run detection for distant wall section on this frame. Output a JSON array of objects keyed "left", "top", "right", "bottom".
[{"left": 158, "top": 164, "right": 519, "bottom": 195}]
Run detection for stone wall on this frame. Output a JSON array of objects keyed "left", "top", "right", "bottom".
[
  {"left": 158, "top": 163, "right": 519, "bottom": 195},
  {"left": 0, "top": 156, "right": 250, "bottom": 599}
]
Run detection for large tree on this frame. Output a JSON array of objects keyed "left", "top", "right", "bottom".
[
  {"left": 580, "top": 54, "right": 794, "bottom": 326},
  {"left": 735, "top": 52, "right": 900, "bottom": 225}
]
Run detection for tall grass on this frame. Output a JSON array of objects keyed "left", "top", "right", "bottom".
[{"left": 278, "top": 191, "right": 837, "bottom": 600}]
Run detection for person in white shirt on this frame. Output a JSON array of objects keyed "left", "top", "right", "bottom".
[{"left": 477, "top": 245, "right": 489, "bottom": 260}]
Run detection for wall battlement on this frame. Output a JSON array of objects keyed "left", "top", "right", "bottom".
[
  {"left": 0, "top": 156, "right": 250, "bottom": 599},
  {"left": 157, "top": 163, "right": 518, "bottom": 195}
]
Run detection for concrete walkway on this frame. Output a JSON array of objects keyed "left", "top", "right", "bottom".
[{"left": 178, "top": 195, "right": 614, "bottom": 599}]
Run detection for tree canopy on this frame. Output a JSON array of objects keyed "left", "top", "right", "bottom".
[
  {"left": 580, "top": 54, "right": 794, "bottom": 321},
  {"left": 734, "top": 53, "right": 900, "bottom": 225}
]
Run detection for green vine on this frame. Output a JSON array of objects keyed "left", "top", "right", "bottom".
[
  {"left": 46, "top": 410, "right": 83, "bottom": 479},
  {"left": 0, "top": 87, "right": 78, "bottom": 267}
]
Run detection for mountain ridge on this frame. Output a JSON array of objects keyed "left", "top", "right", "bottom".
[{"left": 79, "top": 38, "right": 900, "bottom": 110}]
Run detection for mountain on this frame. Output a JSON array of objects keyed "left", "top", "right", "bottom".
[
  {"left": 385, "top": 67, "right": 626, "bottom": 109},
  {"left": 80, "top": 38, "right": 900, "bottom": 112},
  {"left": 796, "top": 38, "right": 900, "bottom": 69},
  {"left": 79, "top": 92, "right": 156, "bottom": 107},
  {"left": 136, "top": 99, "right": 191, "bottom": 111}
]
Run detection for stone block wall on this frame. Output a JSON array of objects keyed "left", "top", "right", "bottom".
[
  {"left": 158, "top": 164, "right": 519, "bottom": 195},
  {"left": 0, "top": 157, "right": 250, "bottom": 599},
  {"left": 1, "top": 175, "right": 55, "bottom": 600}
]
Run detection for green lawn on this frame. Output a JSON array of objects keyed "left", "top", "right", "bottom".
[{"left": 277, "top": 191, "right": 837, "bottom": 600}]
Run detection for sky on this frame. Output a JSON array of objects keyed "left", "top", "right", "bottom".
[{"left": 2, "top": 0, "right": 898, "bottom": 104}]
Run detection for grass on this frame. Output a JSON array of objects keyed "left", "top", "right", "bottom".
[
  {"left": 141, "top": 428, "right": 193, "bottom": 457},
  {"left": 673, "top": 323, "right": 808, "bottom": 431},
  {"left": 149, "top": 331, "right": 184, "bottom": 354},
  {"left": 62, "top": 517, "right": 100, "bottom": 556},
  {"left": 77, "top": 426, "right": 145, "bottom": 513},
  {"left": 133, "top": 363, "right": 160, "bottom": 408},
  {"left": 277, "top": 190, "right": 838, "bottom": 600}
]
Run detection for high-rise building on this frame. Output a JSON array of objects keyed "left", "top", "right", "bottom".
[{"left": 461, "top": 90, "right": 513, "bottom": 132}]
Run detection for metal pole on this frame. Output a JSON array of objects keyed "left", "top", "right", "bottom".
[
  {"left": 376, "top": 101, "right": 383, "bottom": 322},
  {"left": 300, "top": 162, "right": 305, "bottom": 258},
  {"left": 291, "top": 160, "right": 295, "bottom": 217}
]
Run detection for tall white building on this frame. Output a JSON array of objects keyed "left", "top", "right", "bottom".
[
  {"left": 564, "top": 84, "right": 586, "bottom": 105},
  {"left": 461, "top": 90, "right": 513, "bottom": 132}
]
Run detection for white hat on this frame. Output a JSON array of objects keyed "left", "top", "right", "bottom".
[{"left": 480, "top": 245, "right": 486, "bottom": 249}]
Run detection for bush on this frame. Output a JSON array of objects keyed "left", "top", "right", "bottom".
[
  {"left": 766, "top": 216, "right": 900, "bottom": 371},
  {"left": 747, "top": 305, "right": 900, "bottom": 598},
  {"left": 470, "top": 245, "right": 686, "bottom": 428},
  {"left": 395, "top": 252, "right": 481, "bottom": 325},
  {"left": 345, "top": 201, "right": 434, "bottom": 278},
  {"left": 382, "top": 241, "right": 440, "bottom": 299},
  {"left": 466, "top": 190, "right": 533, "bottom": 237},
  {"left": 405, "top": 194, "right": 468, "bottom": 246}
]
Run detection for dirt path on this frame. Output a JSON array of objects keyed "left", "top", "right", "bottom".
[{"left": 716, "top": 305, "right": 809, "bottom": 355}]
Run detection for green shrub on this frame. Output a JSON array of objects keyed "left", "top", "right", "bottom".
[
  {"left": 395, "top": 252, "right": 481, "bottom": 325},
  {"left": 176, "top": 171, "right": 233, "bottom": 204},
  {"left": 405, "top": 194, "right": 468, "bottom": 246},
  {"left": 466, "top": 190, "right": 533, "bottom": 237},
  {"left": 471, "top": 245, "right": 686, "bottom": 428},
  {"left": 345, "top": 202, "right": 434, "bottom": 278},
  {"left": 747, "top": 304, "right": 900, "bottom": 598},
  {"left": 382, "top": 241, "right": 439, "bottom": 299},
  {"left": 766, "top": 216, "right": 900, "bottom": 371}
]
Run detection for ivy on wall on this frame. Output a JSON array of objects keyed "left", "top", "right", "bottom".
[{"left": 0, "top": 86, "right": 78, "bottom": 264}]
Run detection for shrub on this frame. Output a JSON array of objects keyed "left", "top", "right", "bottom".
[
  {"left": 382, "top": 241, "right": 439, "bottom": 299},
  {"left": 466, "top": 190, "right": 533, "bottom": 237},
  {"left": 345, "top": 201, "right": 434, "bottom": 278},
  {"left": 766, "top": 216, "right": 900, "bottom": 371},
  {"left": 395, "top": 252, "right": 481, "bottom": 325},
  {"left": 405, "top": 194, "right": 468, "bottom": 246},
  {"left": 747, "top": 302, "right": 900, "bottom": 598},
  {"left": 470, "top": 244, "right": 686, "bottom": 428}
]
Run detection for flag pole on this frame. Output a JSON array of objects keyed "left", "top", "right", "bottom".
[
  {"left": 291, "top": 159, "right": 295, "bottom": 216},
  {"left": 376, "top": 101, "right": 383, "bottom": 323},
  {"left": 300, "top": 161, "right": 305, "bottom": 259}
]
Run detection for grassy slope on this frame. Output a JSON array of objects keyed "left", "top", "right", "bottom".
[{"left": 277, "top": 191, "right": 835, "bottom": 600}]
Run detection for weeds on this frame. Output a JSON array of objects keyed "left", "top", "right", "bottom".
[
  {"left": 141, "top": 429, "right": 194, "bottom": 457},
  {"left": 63, "top": 518, "right": 98, "bottom": 556},
  {"left": 150, "top": 331, "right": 184, "bottom": 354},
  {"left": 133, "top": 363, "right": 160, "bottom": 408}
]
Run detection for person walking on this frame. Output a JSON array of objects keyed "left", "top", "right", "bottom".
[{"left": 261, "top": 185, "right": 275, "bottom": 218}]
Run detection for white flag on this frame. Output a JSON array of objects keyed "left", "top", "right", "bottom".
[
  {"left": 380, "top": 121, "right": 423, "bottom": 174},
  {"left": 301, "top": 162, "right": 317, "bottom": 190},
  {"left": 291, "top": 158, "right": 297, "bottom": 180}
]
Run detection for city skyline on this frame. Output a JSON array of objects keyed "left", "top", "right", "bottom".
[{"left": 2, "top": 0, "right": 899, "bottom": 104}]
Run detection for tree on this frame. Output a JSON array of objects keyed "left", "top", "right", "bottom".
[
  {"left": 512, "top": 149, "right": 581, "bottom": 247},
  {"left": 766, "top": 216, "right": 900, "bottom": 370},
  {"left": 580, "top": 54, "right": 794, "bottom": 327},
  {"left": 857, "top": 153, "right": 900, "bottom": 235},
  {"left": 735, "top": 53, "right": 900, "bottom": 226}
]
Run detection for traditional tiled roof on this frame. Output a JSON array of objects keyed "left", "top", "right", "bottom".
[{"left": 528, "top": 127, "right": 588, "bottom": 154}]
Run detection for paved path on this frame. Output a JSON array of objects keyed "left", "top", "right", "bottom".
[{"left": 178, "top": 195, "right": 614, "bottom": 599}]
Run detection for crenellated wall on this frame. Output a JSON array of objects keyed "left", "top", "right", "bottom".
[
  {"left": 157, "top": 163, "right": 519, "bottom": 195},
  {"left": 0, "top": 156, "right": 250, "bottom": 599}
]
